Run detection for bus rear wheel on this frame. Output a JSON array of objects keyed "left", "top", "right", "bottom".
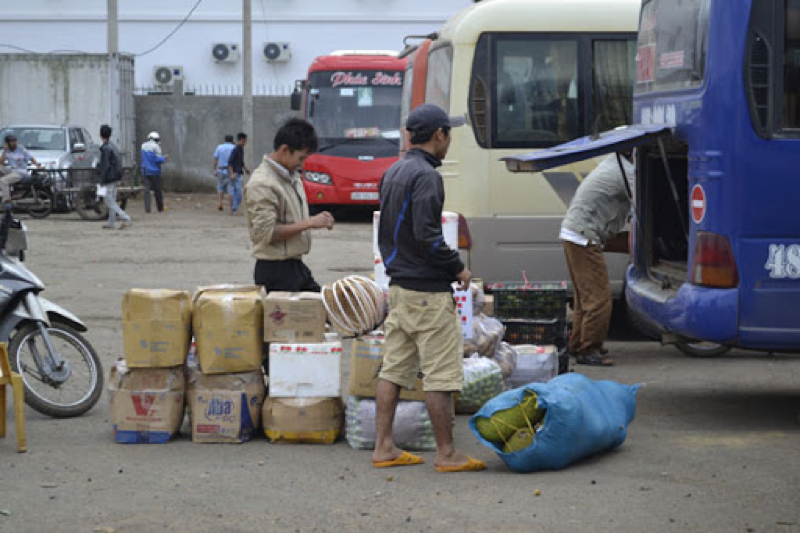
[{"left": 675, "top": 341, "right": 731, "bottom": 358}]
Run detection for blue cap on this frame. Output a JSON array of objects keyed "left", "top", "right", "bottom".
[{"left": 406, "top": 103, "right": 466, "bottom": 132}]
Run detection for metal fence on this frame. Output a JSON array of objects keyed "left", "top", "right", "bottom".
[{"left": 134, "top": 84, "right": 294, "bottom": 96}]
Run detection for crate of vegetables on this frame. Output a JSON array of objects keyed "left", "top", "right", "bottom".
[
  {"left": 489, "top": 281, "right": 568, "bottom": 321},
  {"left": 502, "top": 318, "right": 566, "bottom": 346}
]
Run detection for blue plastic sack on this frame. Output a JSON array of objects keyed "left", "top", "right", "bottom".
[{"left": 469, "top": 373, "right": 640, "bottom": 473}]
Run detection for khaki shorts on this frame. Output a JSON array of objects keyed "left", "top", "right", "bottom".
[{"left": 379, "top": 286, "right": 464, "bottom": 393}]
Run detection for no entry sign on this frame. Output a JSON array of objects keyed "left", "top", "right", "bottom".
[{"left": 691, "top": 185, "right": 706, "bottom": 224}]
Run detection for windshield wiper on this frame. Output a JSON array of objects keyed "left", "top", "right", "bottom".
[
  {"left": 318, "top": 136, "right": 398, "bottom": 153},
  {"left": 25, "top": 145, "right": 47, "bottom": 150}
]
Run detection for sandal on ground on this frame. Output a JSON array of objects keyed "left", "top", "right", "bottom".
[
  {"left": 576, "top": 353, "right": 614, "bottom": 366},
  {"left": 435, "top": 456, "right": 486, "bottom": 473},
  {"left": 372, "top": 451, "right": 425, "bottom": 468}
]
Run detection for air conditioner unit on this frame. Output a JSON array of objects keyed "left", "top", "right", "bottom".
[
  {"left": 263, "top": 42, "right": 291, "bottom": 62},
  {"left": 153, "top": 65, "right": 184, "bottom": 86},
  {"left": 212, "top": 43, "right": 239, "bottom": 63}
]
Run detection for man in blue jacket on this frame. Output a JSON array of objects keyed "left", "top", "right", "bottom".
[
  {"left": 373, "top": 104, "right": 485, "bottom": 474},
  {"left": 140, "top": 131, "right": 167, "bottom": 213}
]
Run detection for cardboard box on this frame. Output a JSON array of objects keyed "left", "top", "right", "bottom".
[
  {"left": 122, "top": 289, "right": 192, "bottom": 368},
  {"left": 268, "top": 341, "right": 342, "bottom": 398},
  {"left": 262, "top": 397, "right": 343, "bottom": 444},
  {"left": 483, "top": 294, "right": 495, "bottom": 316},
  {"left": 108, "top": 361, "right": 185, "bottom": 444},
  {"left": 349, "top": 335, "right": 426, "bottom": 401},
  {"left": 263, "top": 291, "right": 327, "bottom": 343},
  {"left": 193, "top": 287, "right": 263, "bottom": 374},
  {"left": 187, "top": 369, "right": 266, "bottom": 443}
]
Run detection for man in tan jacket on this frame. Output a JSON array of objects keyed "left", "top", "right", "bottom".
[{"left": 244, "top": 118, "right": 335, "bottom": 292}]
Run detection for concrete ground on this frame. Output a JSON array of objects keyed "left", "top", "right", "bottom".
[{"left": 0, "top": 194, "right": 799, "bottom": 533}]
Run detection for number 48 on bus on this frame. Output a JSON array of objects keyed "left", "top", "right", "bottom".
[{"left": 765, "top": 244, "right": 800, "bottom": 279}]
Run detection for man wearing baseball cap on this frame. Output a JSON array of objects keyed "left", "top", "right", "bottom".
[{"left": 373, "top": 104, "right": 485, "bottom": 473}]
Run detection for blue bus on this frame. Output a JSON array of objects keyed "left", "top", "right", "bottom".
[{"left": 504, "top": 0, "right": 800, "bottom": 354}]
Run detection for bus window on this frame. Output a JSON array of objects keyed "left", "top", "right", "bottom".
[
  {"left": 425, "top": 45, "right": 453, "bottom": 111},
  {"left": 783, "top": 0, "right": 800, "bottom": 129},
  {"left": 636, "top": 0, "right": 711, "bottom": 94},
  {"left": 494, "top": 37, "right": 579, "bottom": 147},
  {"left": 593, "top": 39, "right": 636, "bottom": 131},
  {"left": 400, "top": 61, "right": 414, "bottom": 152},
  {"left": 306, "top": 70, "right": 403, "bottom": 155},
  {"left": 469, "top": 34, "right": 490, "bottom": 147}
]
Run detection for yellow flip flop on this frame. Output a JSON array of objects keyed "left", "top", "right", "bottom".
[
  {"left": 435, "top": 456, "right": 487, "bottom": 473},
  {"left": 372, "top": 451, "right": 425, "bottom": 469}
]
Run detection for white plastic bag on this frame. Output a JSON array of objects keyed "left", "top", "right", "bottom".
[
  {"left": 345, "top": 396, "right": 435, "bottom": 451},
  {"left": 456, "top": 356, "right": 504, "bottom": 414},
  {"left": 505, "top": 345, "right": 559, "bottom": 390}
]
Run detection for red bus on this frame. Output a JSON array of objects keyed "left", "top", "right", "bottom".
[{"left": 291, "top": 51, "right": 407, "bottom": 209}]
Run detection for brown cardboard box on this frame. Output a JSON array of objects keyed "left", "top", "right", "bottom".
[
  {"left": 262, "top": 397, "right": 343, "bottom": 444},
  {"left": 108, "top": 361, "right": 185, "bottom": 444},
  {"left": 263, "top": 291, "right": 327, "bottom": 343},
  {"left": 193, "top": 286, "right": 263, "bottom": 374},
  {"left": 349, "top": 335, "right": 426, "bottom": 401},
  {"left": 483, "top": 294, "right": 495, "bottom": 316},
  {"left": 122, "top": 289, "right": 192, "bottom": 368},
  {"left": 186, "top": 368, "right": 266, "bottom": 443}
]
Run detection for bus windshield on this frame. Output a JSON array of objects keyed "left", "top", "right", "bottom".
[
  {"left": 306, "top": 70, "right": 404, "bottom": 158},
  {"left": 635, "top": 0, "right": 711, "bottom": 93}
]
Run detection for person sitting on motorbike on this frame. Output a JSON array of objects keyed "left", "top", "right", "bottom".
[{"left": 0, "top": 134, "right": 43, "bottom": 210}]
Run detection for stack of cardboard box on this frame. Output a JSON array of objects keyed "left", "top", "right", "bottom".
[
  {"left": 187, "top": 286, "right": 266, "bottom": 443},
  {"left": 262, "top": 292, "right": 344, "bottom": 444},
  {"left": 110, "top": 289, "right": 192, "bottom": 443}
]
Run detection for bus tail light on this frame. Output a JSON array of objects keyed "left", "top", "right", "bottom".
[
  {"left": 690, "top": 232, "right": 739, "bottom": 288},
  {"left": 457, "top": 213, "right": 472, "bottom": 250}
]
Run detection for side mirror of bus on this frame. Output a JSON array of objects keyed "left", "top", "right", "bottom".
[{"left": 290, "top": 79, "right": 306, "bottom": 111}]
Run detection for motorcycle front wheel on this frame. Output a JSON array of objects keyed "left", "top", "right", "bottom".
[
  {"left": 26, "top": 189, "right": 55, "bottom": 218},
  {"left": 76, "top": 185, "right": 108, "bottom": 221},
  {"left": 9, "top": 320, "right": 104, "bottom": 418}
]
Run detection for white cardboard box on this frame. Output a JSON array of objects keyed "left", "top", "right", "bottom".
[{"left": 268, "top": 341, "right": 343, "bottom": 398}]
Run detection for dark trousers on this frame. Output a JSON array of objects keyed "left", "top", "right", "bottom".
[
  {"left": 143, "top": 174, "right": 164, "bottom": 212},
  {"left": 254, "top": 258, "right": 321, "bottom": 293}
]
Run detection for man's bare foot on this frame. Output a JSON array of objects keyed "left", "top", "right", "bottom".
[
  {"left": 371, "top": 446, "right": 405, "bottom": 464},
  {"left": 434, "top": 449, "right": 471, "bottom": 469}
]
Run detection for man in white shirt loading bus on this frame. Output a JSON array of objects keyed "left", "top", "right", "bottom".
[{"left": 560, "top": 151, "right": 635, "bottom": 366}]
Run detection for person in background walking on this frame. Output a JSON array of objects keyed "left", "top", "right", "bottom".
[
  {"left": 99, "top": 124, "right": 131, "bottom": 230},
  {"left": 213, "top": 134, "right": 235, "bottom": 211},
  {"left": 226, "top": 132, "right": 250, "bottom": 215},
  {"left": 140, "top": 131, "right": 167, "bottom": 213}
]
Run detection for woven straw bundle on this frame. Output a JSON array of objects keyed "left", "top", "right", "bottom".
[{"left": 321, "top": 275, "right": 386, "bottom": 336}]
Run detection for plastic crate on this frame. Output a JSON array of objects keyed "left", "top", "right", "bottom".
[
  {"left": 502, "top": 318, "right": 566, "bottom": 346},
  {"left": 490, "top": 281, "right": 568, "bottom": 320}
]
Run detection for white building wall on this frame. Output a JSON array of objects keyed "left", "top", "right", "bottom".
[{"left": 1, "top": 0, "right": 472, "bottom": 94}]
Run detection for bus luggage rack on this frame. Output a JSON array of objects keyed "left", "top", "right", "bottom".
[
  {"left": 489, "top": 281, "right": 568, "bottom": 321},
  {"left": 501, "top": 318, "right": 566, "bottom": 346}
]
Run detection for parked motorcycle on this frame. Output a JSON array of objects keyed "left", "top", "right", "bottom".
[
  {"left": 9, "top": 170, "right": 55, "bottom": 219},
  {"left": 0, "top": 209, "right": 103, "bottom": 417}
]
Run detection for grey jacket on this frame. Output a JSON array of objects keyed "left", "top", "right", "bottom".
[{"left": 561, "top": 154, "right": 635, "bottom": 245}]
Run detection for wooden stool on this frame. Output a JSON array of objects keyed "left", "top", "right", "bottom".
[{"left": 0, "top": 342, "right": 26, "bottom": 452}]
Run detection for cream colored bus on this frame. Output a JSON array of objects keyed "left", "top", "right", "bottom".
[{"left": 401, "top": 0, "right": 640, "bottom": 292}]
